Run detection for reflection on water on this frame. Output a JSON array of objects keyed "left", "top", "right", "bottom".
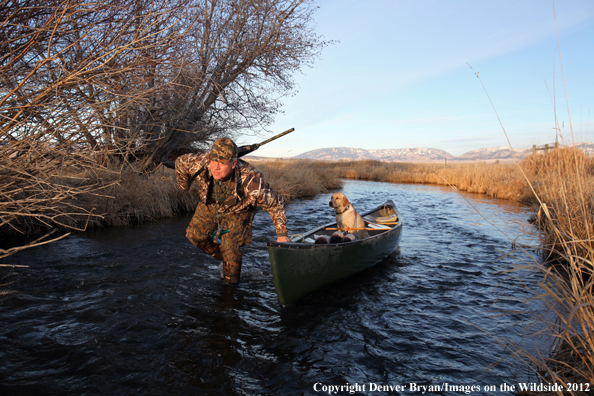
[{"left": 0, "top": 180, "right": 545, "bottom": 395}]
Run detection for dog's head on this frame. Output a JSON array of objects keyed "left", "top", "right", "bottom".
[{"left": 329, "top": 192, "right": 350, "bottom": 213}]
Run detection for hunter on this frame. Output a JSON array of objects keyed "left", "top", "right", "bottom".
[{"left": 175, "top": 137, "right": 290, "bottom": 285}]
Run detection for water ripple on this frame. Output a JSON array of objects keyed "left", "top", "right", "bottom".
[{"left": 0, "top": 180, "right": 547, "bottom": 395}]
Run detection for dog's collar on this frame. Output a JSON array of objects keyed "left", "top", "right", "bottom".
[{"left": 335, "top": 204, "right": 351, "bottom": 215}]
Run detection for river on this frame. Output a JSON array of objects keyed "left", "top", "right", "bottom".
[{"left": 0, "top": 180, "right": 547, "bottom": 395}]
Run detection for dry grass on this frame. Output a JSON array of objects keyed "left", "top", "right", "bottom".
[
  {"left": 4, "top": 157, "right": 531, "bottom": 236},
  {"left": 60, "top": 158, "right": 529, "bottom": 230},
  {"left": 250, "top": 159, "right": 343, "bottom": 201},
  {"left": 512, "top": 147, "right": 594, "bottom": 389},
  {"left": 17, "top": 158, "right": 530, "bottom": 233},
  {"left": 72, "top": 166, "right": 201, "bottom": 228},
  {"left": 39, "top": 159, "right": 343, "bottom": 230},
  {"left": 260, "top": 159, "right": 532, "bottom": 202},
  {"left": 523, "top": 147, "right": 594, "bottom": 263}
]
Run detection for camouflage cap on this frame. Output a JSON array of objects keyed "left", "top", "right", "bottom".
[{"left": 207, "top": 137, "right": 237, "bottom": 161}]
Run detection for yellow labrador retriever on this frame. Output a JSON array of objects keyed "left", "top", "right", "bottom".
[{"left": 329, "top": 192, "right": 369, "bottom": 239}]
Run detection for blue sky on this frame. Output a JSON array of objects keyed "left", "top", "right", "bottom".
[{"left": 238, "top": 0, "right": 594, "bottom": 158}]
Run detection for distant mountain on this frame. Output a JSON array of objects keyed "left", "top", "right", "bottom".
[
  {"left": 575, "top": 142, "right": 594, "bottom": 155},
  {"left": 293, "top": 147, "right": 454, "bottom": 162},
  {"left": 368, "top": 148, "right": 455, "bottom": 162},
  {"left": 456, "top": 146, "right": 530, "bottom": 161},
  {"left": 293, "top": 147, "right": 373, "bottom": 161},
  {"left": 458, "top": 142, "right": 594, "bottom": 161},
  {"left": 292, "top": 143, "right": 594, "bottom": 163}
]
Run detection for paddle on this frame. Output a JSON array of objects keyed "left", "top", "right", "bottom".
[{"left": 324, "top": 227, "right": 391, "bottom": 231}]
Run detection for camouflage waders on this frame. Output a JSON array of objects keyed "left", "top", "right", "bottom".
[{"left": 186, "top": 202, "right": 255, "bottom": 284}]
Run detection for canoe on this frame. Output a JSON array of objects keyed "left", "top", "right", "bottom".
[{"left": 267, "top": 200, "right": 403, "bottom": 306}]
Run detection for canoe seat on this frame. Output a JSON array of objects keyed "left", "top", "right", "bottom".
[
  {"left": 363, "top": 213, "right": 398, "bottom": 224},
  {"left": 366, "top": 223, "right": 391, "bottom": 230}
]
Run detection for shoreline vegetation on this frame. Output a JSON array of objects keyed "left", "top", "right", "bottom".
[
  {"left": 2, "top": 146, "right": 593, "bottom": 389},
  {"left": 30, "top": 153, "right": 543, "bottom": 234},
  {"left": 255, "top": 157, "right": 532, "bottom": 202}
]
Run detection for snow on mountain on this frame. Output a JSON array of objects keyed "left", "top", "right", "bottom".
[
  {"left": 293, "top": 147, "right": 455, "bottom": 162},
  {"left": 575, "top": 142, "right": 594, "bottom": 155},
  {"left": 457, "top": 146, "right": 531, "bottom": 161},
  {"left": 293, "top": 147, "right": 374, "bottom": 161},
  {"left": 368, "top": 147, "right": 455, "bottom": 161},
  {"left": 292, "top": 143, "right": 591, "bottom": 162}
]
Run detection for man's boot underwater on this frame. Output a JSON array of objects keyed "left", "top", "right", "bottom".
[{"left": 222, "top": 261, "right": 241, "bottom": 285}]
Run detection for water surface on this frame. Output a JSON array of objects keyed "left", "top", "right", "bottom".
[{"left": 0, "top": 180, "right": 545, "bottom": 395}]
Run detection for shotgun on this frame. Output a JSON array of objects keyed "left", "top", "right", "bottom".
[{"left": 164, "top": 128, "right": 295, "bottom": 169}]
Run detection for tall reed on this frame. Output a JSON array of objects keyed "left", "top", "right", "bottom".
[
  {"left": 79, "top": 167, "right": 201, "bottom": 228},
  {"left": 523, "top": 147, "right": 594, "bottom": 263},
  {"left": 512, "top": 147, "right": 594, "bottom": 387}
]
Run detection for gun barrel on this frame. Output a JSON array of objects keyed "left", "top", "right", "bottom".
[
  {"left": 237, "top": 128, "right": 295, "bottom": 157},
  {"left": 257, "top": 128, "right": 295, "bottom": 147}
]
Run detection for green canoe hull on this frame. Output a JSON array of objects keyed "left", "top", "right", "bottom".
[{"left": 267, "top": 201, "right": 403, "bottom": 306}]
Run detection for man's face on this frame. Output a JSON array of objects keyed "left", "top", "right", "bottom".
[{"left": 209, "top": 159, "right": 236, "bottom": 180}]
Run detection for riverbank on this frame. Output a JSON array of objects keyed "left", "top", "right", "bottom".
[
  {"left": 0, "top": 153, "right": 578, "bottom": 230},
  {"left": 0, "top": 157, "right": 538, "bottom": 234}
]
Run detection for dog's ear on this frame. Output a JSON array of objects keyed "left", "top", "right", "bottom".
[{"left": 342, "top": 195, "right": 350, "bottom": 205}]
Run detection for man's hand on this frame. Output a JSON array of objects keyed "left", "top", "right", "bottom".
[{"left": 277, "top": 236, "right": 290, "bottom": 243}]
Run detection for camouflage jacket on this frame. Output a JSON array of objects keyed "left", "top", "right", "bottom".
[{"left": 175, "top": 153, "right": 288, "bottom": 236}]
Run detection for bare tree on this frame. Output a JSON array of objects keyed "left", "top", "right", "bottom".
[{"left": 133, "top": 0, "right": 327, "bottom": 170}]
